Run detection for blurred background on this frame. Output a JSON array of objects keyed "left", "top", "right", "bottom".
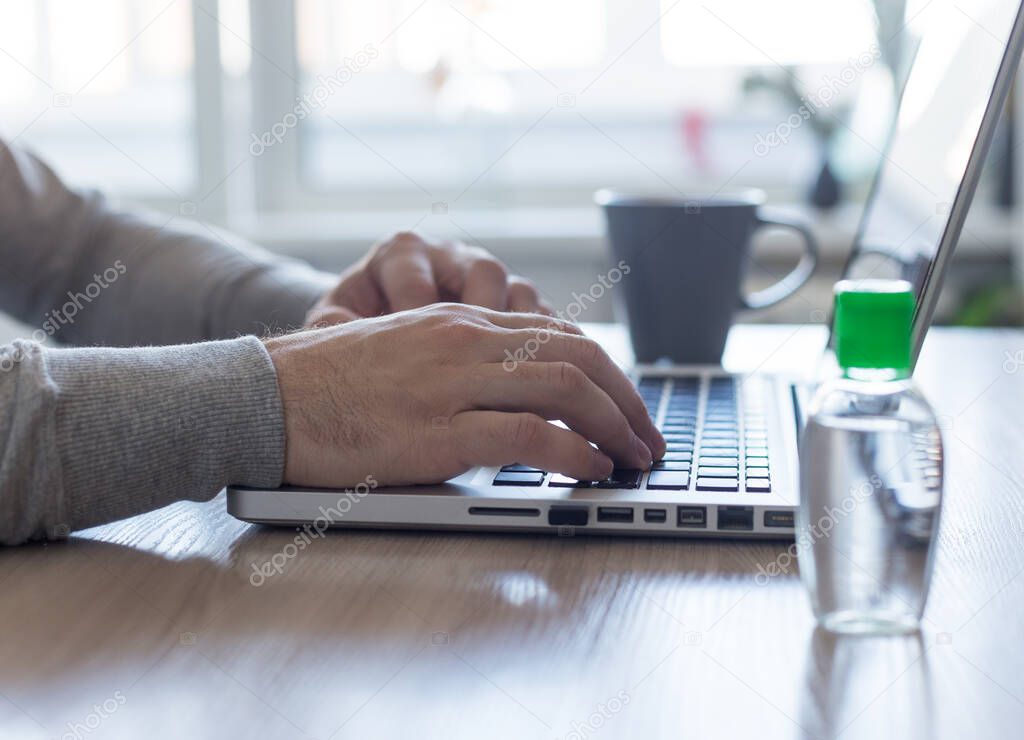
[{"left": 1, "top": 0, "right": 1022, "bottom": 329}]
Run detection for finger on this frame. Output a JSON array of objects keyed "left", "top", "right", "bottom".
[
  {"left": 451, "top": 411, "right": 614, "bottom": 480},
  {"left": 506, "top": 277, "right": 542, "bottom": 313},
  {"left": 473, "top": 362, "right": 651, "bottom": 468},
  {"left": 492, "top": 330, "right": 665, "bottom": 460},
  {"left": 373, "top": 243, "right": 440, "bottom": 311},
  {"left": 305, "top": 305, "right": 363, "bottom": 328},
  {"left": 459, "top": 249, "right": 509, "bottom": 310},
  {"left": 426, "top": 240, "right": 468, "bottom": 299},
  {"left": 325, "top": 266, "right": 386, "bottom": 318}
]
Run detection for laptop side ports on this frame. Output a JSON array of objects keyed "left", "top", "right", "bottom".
[
  {"left": 717, "top": 506, "right": 754, "bottom": 531},
  {"left": 644, "top": 508, "right": 667, "bottom": 524},
  {"left": 677, "top": 506, "right": 707, "bottom": 528},
  {"left": 597, "top": 507, "right": 635, "bottom": 523},
  {"left": 764, "top": 510, "right": 795, "bottom": 528}
]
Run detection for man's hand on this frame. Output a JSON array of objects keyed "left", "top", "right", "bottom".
[
  {"left": 306, "top": 231, "right": 550, "bottom": 327},
  {"left": 265, "top": 304, "right": 665, "bottom": 488}
]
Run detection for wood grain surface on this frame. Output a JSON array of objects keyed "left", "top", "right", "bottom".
[{"left": 1, "top": 324, "right": 1022, "bottom": 740}]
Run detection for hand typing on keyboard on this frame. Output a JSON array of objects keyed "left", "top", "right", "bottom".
[{"left": 264, "top": 304, "right": 665, "bottom": 489}]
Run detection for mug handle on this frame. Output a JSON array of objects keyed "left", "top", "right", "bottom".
[{"left": 738, "top": 208, "right": 819, "bottom": 310}]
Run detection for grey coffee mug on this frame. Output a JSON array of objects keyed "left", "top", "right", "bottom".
[{"left": 596, "top": 188, "right": 818, "bottom": 364}]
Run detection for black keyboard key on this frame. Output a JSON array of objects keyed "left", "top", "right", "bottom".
[
  {"left": 500, "top": 463, "right": 543, "bottom": 472},
  {"left": 696, "top": 477, "right": 738, "bottom": 491},
  {"left": 746, "top": 446, "right": 770, "bottom": 457},
  {"left": 661, "top": 424, "right": 695, "bottom": 434},
  {"left": 662, "top": 451, "right": 693, "bottom": 462},
  {"left": 549, "top": 474, "right": 590, "bottom": 488},
  {"left": 698, "top": 466, "right": 739, "bottom": 478},
  {"left": 594, "top": 468, "right": 642, "bottom": 489},
  {"left": 652, "top": 460, "right": 691, "bottom": 471},
  {"left": 663, "top": 414, "right": 697, "bottom": 424},
  {"left": 746, "top": 466, "right": 770, "bottom": 477},
  {"left": 701, "top": 446, "right": 738, "bottom": 456},
  {"left": 699, "top": 456, "right": 738, "bottom": 467},
  {"left": 647, "top": 471, "right": 691, "bottom": 490},
  {"left": 493, "top": 471, "right": 545, "bottom": 486},
  {"left": 746, "top": 478, "right": 772, "bottom": 492},
  {"left": 706, "top": 417, "right": 737, "bottom": 425},
  {"left": 664, "top": 441, "right": 695, "bottom": 451},
  {"left": 662, "top": 433, "right": 695, "bottom": 442}
]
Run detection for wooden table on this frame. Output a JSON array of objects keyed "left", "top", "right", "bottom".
[{"left": 2, "top": 324, "right": 1022, "bottom": 740}]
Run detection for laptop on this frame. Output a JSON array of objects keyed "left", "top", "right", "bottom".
[{"left": 229, "top": 0, "right": 1024, "bottom": 538}]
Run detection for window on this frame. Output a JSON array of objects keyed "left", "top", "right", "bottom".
[
  {"left": 285, "top": 0, "right": 883, "bottom": 213},
  {"left": 0, "top": 0, "right": 195, "bottom": 196},
  {"left": 2, "top": 0, "right": 889, "bottom": 226}
]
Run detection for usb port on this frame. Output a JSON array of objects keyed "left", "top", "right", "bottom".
[
  {"left": 764, "top": 510, "right": 795, "bottom": 528},
  {"left": 597, "top": 507, "right": 634, "bottom": 523},
  {"left": 677, "top": 506, "right": 707, "bottom": 528},
  {"left": 717, "top": 506, "right": 754, "bottom": 531},
  {"left": 644, "top": 508, "right": 667, "bottom": 523}
]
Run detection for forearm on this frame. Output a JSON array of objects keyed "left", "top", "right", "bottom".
[
  {"left": 0, "top": 337, "right": 284, "bottom": 545},
  {"left": 0, "top": 139, "right": 334, "bottom": 346}
]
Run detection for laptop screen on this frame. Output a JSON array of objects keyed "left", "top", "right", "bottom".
[{"left": 840, "top": 0, "right": 1023, "bottom": 358}]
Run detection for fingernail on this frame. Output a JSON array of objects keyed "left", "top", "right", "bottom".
[{"left": 633, "top": 436, "right": 653, "bottom": 468}]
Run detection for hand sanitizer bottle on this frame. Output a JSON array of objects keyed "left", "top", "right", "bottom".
[{"left": 798, "top": 279, "right": 943, "bottom": 635}]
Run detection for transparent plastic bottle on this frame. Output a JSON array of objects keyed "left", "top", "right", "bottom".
[{"left": 797, "top": 280, "right": 943, "bottom": 635}]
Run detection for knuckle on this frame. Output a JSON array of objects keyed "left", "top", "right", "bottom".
[
  {"left": 509, "top": 278, "right": 540, "bottom": 301},
  {"left": 436, "top": 238, "right": 462, "bottom": 254},
  {"left": 508, "top": 413, "right": 543, "bottom": 451},
  {"left": 573, "top": 336, "right": 605, "bottom": 367},
  {"left": 551, "top": 361, "right": 585, "bottom": 391},
  {"left": 389, "top": 230, "right": 424, "bottom": 247},
  {"left": 547, "top": 317, "right": 578, "bottom": 334},
  {"left": 468, "top": 256, "right": 508, "bottom": 283},
  {"left": 509, "top": 275, "right": 538, "bottom": 291},
  {"left": 378, "top": 230, "right": 425, "bottom": 256}
]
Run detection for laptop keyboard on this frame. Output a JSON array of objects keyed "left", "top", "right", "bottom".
[{"left": 491, "top": 375, "right": 772, "bottom": 492}]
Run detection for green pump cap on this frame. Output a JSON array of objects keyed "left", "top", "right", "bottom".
[{"left": 833, "top": 279, "right": 914, "bottom": 373}]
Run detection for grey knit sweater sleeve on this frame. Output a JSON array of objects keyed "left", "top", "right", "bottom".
[{"left": 0, "top": 139, "right": 336, "bottom": 545}]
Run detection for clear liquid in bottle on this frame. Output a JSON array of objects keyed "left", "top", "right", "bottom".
[{"left": 798, "top": 376, "right": 943, "bottom": 635}]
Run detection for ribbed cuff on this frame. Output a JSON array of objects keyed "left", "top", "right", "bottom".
[{"left": 44, "top": 336, "right": 285, "bottom": 532}]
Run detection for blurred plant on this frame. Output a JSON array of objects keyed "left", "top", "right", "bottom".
[
  {"left": 742, "top": 70, "right": 853, "bottom": 148},
  {"left": 742, "top": 69, "right": 852, "bottom": 209},
  {"left": 741, "top": 0, "right": 909, "bottom": 209},
  {"left": 954, "top": 282, "right": 1024, "bottom": 327}
]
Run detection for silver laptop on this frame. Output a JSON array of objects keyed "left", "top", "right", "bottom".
[{"left": 229, "top": 0, "right": 1024, "bottom": 538}]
